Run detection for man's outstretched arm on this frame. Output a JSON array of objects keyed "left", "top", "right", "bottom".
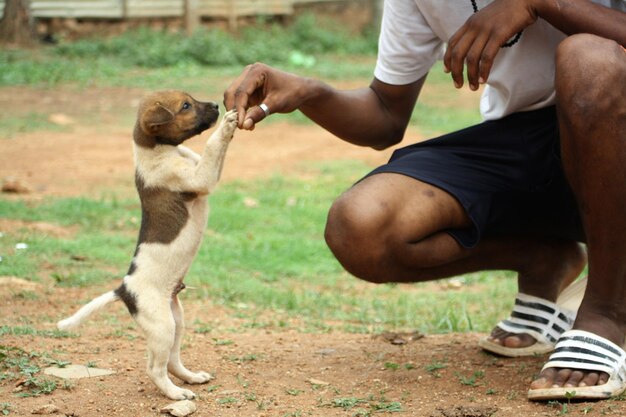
[{"left": 223, "top": 63, "right": 426, "bottom": 150}]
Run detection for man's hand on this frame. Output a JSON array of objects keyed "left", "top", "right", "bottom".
[
  {"left": 223, "top": 63, "right": 310, "bottom": 130},
  {"left": 443, "top": 0, "right": 538, "bottom": 91}
]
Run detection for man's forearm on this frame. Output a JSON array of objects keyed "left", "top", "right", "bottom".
[
  {"left": 298, "top": 84, "right": 400, "bottom": 149},
  {"left": 534, "top": 0, "right": 626, "bottom": 45},
  {"left": 299, "top": 77, "right": 426, "bottom": 150}
]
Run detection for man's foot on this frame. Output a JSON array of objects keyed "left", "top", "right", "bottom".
[
  {"left": 528, "top": 329, "right": 626, "bottom": 400},
  {"left": 486, "top": 241, "right": 587, "bottom": 351},
  {"left": 530, "top": 366, "right": 609, "bottom": 391}
]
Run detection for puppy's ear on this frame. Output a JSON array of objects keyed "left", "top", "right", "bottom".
[{"left": 143, "top": 103, "right": 175, "bottom": 132}]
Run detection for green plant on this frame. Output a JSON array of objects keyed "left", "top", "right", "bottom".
[
  {"left": 16, "top": 376, "right": 57, "bottom": 397},
  {"left": 0, "top": 403, "right": 12, "bottom": 416},
  {"left": 383, "top": 362, "right": 399, "bottom": 371},
  {"left": 46, "top": 359, "right": 70, "bottom": 368},
  {"left": 425, "top": 361, "right": 447, "bottom": 377},
  {"left": 213, "top": 338, "right": 234, "bottom": 346},
  {"left": 547, "top": 400, "right": 570, "bottom": 416},
  {"left": 217, "top": 397, "right": 238, "bottom": 405},
  {"left": 230, "top": 354, "right": 259, "bottom": 363},
  {"left": 0, "top": 346, "right": 68, "bottom": 398},
  {"left": 330, "top": 397, "right": 367, "bottom": 410},
  {"left": 457, "top": 370, "right": 485, "bottom": 387},
  {"left": 370, "top": 401, "right": 402, "bottom": 413},
  {"left": 206, "top": 384, "right": 221, "bottom": 393}
]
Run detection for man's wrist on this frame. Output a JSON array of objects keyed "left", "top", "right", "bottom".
[
  {"left": 298, "top": 77, "right": 331, "bottom": 112},
  {"left": 528, "top": 0, "right": 550, "bottom": 19}
]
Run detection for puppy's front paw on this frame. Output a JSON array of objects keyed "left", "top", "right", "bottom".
[
  {"left": 165, "top": 386, "right": 196, "bottom": 400},
  {"left": 184, "top": 371, "right": 214, "bottom": 384},
  {"left": 221, "top": 109, "right": 238, "bottom": 138}
]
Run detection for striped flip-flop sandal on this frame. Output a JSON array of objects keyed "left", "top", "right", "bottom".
[
  {"left": 479, "top": 278, "right": 585, "bottom": 357},
  {"left": 479, "top": 293, "right": 577, "bottom": 357},
  {"left": 528, "top": 330, "right": 626, "bottom": 400}
]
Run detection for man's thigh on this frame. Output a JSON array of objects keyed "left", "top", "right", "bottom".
[
  {"left": 341, "top": 172, "right": 472, "bottom": 243},
  {"left": 361, "top": 106, "right": 583, "bottom": 247}
]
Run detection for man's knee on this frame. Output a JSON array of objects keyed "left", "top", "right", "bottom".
[
  {"left": 324, "top": 190, "right": 392, "bottom": 283},
  {"left": 556, "top": 34, "right": 625, "bottom": 107}
]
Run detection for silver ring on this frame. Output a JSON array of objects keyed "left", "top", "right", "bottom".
[{"left": 259, "top": 103, "right": 270, "bottom": 117}]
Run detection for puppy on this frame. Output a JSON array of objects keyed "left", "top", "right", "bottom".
[{"left": 58, "top": 91, "right": 237, "bottom": 400}]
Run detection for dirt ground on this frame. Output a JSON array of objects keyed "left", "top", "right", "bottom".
[{"left": 1, "top": 86, "right": 624, "bottom": 417}]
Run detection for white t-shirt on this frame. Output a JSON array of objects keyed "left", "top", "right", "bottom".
[{"left": 374, "top": 0, "right": 625, "bottom": 121}]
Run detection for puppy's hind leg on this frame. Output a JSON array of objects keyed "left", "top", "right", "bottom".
[
  {"left": 135, "top": 299, "right": 196, "bottom": 400},
  {"left": 167, "top": 295, "right": 213, "bottom": 384}
]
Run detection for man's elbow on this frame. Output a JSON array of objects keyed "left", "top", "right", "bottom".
[{"left": 370, "top": 131, "right": 404, "bottom": 151}]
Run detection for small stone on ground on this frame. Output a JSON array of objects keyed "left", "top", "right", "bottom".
[{"left": 43, "top": 364, "right": 115, "bottom": 379}]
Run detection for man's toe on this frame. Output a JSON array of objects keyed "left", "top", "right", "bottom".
[{"left": 530, "top": 368, "right": 558, "bottom": 389}]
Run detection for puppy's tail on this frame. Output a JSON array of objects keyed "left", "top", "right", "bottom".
[{"left": 57, "top": 290, "right": 119, "bottom": 330}]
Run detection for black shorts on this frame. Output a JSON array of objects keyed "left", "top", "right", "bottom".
[{"left": 365, "top": 106, "right": 585, "bottom": 248}]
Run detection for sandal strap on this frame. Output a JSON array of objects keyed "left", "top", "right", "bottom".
[
  {"left": 497, "top": 293, "right": 576, "bottom": 344},
  {"left": 543, "top": 330, "right": 626, "bottom": 381}
]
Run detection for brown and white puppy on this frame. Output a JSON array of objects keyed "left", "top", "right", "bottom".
[{"left": 58, "top": 91, "right": 237, "bottom": 400}]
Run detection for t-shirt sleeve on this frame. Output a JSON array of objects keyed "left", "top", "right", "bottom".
[{"left": 374, "top": 0, "right": 444, "bottom": 85}]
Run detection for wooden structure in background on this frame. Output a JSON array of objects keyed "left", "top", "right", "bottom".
[{"left": 0, "top": 0, "right": 345, "bottom": 29}]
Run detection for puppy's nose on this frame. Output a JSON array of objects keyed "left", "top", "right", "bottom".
[{"left": 209, "top": 102, "right": 219, "bottom": 111}]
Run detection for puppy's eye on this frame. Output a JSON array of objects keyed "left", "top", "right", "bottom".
[{"left": 181, "top": 102, "right": 191, "bottom": 111}]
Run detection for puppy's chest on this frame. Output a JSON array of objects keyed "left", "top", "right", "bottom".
[
  {"left": 142, "top": 192, "right": 207, "bottom": 240},
  {"left": 135, "top": 169, "right": 208, "bottom": 248}
]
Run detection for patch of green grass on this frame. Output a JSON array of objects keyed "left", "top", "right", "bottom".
[
  {"left": 425, "top": 361, "right": 448, "bottom": 377},
  {"left": 0, "top": 160, "right": 517, "bottom": 333},
  {"left": 0, "top": 196, "right": 138, "bottom": 286},
  {"left": 217, "top": 396, "right": 238, "bottom": 405},
  {"left": 457, "top": 370, "right": 485, "bottom": 387},
  {"left": 0, "top": 346, "right": 62, "bottom": 398},
  {"left": 0, "top": 14, "right": 377, "bottom": 89},
  {"left": 370, "top": 401, "right": 402, "bottom": 413},
  {"left": 0, "top": 49, "right": 125, "bottom": 86},
  {"left": 0, "top": 326, "right": 74, "bottom": 339},
  {"left": 411, "top": 99, "right": 481, "bottom": 136},
  {"left": 383, "top": 362, "right": 400, "bottom": 371},
  {"left": 213, "top": 338, "right": 234, "bottom": 346},
  {"left": 324, "top": 395, "right": 403, "bottom": 415},
  {"left": 329, "top": 397, "right": 368, "bottom": 410}
]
